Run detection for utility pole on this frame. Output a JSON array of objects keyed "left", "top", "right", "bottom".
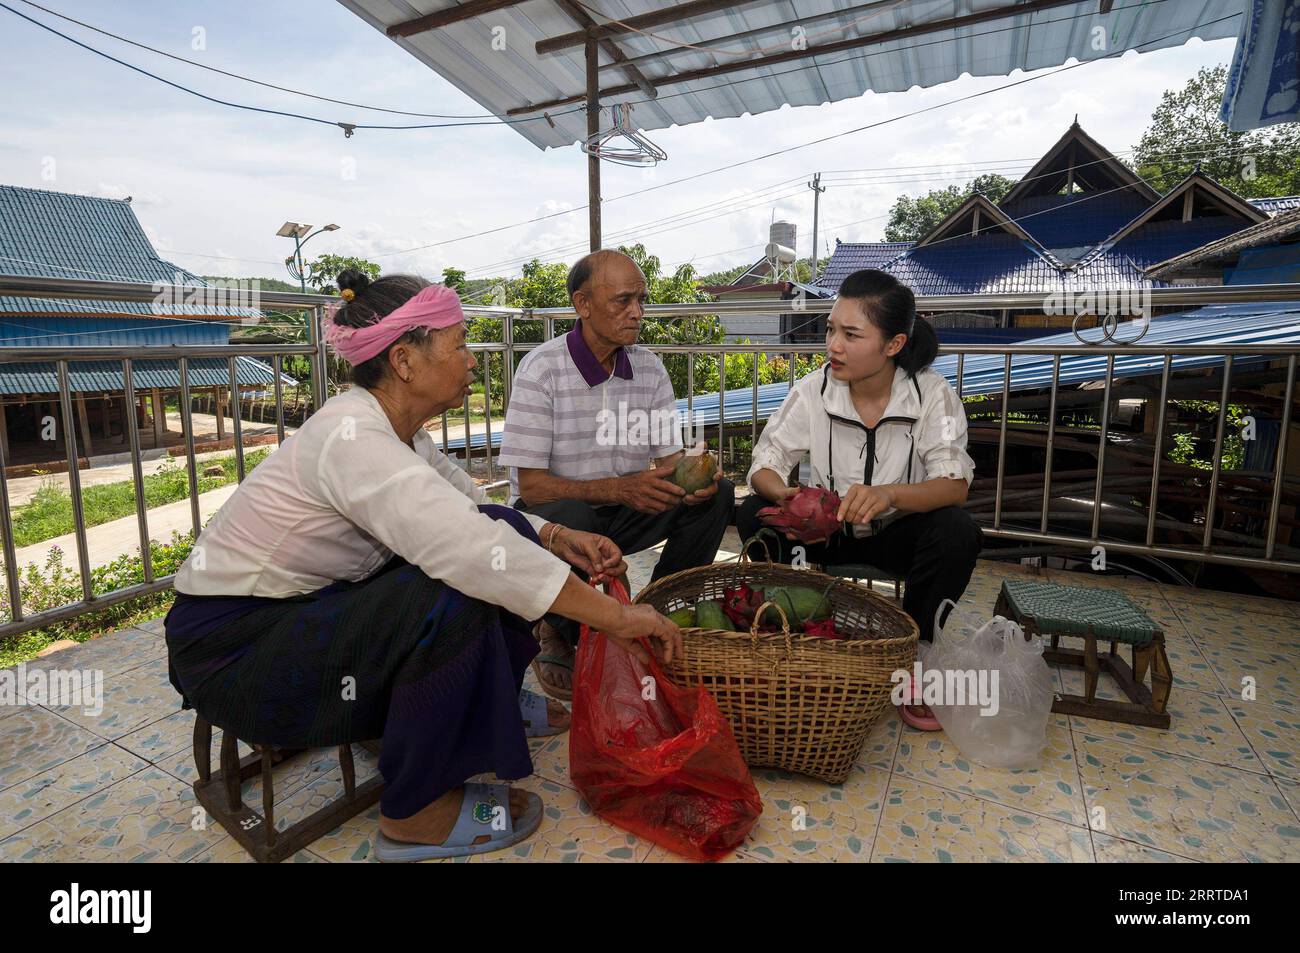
[
  {"left": 586, "top": 37, "right": 602, "bottom": 251},
  {"left": 808, "top": 173, "right": 826, "bottom": 282}
]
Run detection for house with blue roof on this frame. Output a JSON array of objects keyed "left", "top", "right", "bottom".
[
  {"left": 816, "top": 123, "right": 1296, "bottom": 332},
  {"left": 0, "top": 184, "right": 287, "bottom": 465}
]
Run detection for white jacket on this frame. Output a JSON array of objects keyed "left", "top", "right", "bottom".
[
  {"left": 747, "top": 364, "right": 975, "bottom": 536},
  {"left": 175, "top": 386, "right": 571, "bottom": 621}
]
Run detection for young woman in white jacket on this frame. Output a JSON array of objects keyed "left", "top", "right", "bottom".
[{"left": 737, "top": 270, "right": 984, "bottom": 726}]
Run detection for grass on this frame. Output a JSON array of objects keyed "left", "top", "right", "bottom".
[{"left": 10, "top": 448, "right": 271, "bottom": 548}]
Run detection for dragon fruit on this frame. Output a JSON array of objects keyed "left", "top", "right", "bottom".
[
  {"left": 721, "top": 583, "right": 765, "bottom": 628},
  {"left": 756, "top": 486, "right": 843, "bottom": 543},
  {"left": 801, "top": 618, "right": 844, "bottom": 641}
]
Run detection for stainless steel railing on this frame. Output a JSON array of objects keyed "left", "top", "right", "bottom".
[{"left": 2, "top": 274, "right": 1299, "bottom": 641}]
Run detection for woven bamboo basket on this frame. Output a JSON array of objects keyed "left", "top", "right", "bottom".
[{"left": 634, "top": 542, "right": 919, "bottom": 784}]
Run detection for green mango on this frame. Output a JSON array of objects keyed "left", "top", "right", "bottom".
[
  {"left": 672, "top": 451, "right": 718, "bottom": 494},
  {"left": 667, "top": 607, "right": 697, "bottom": 628},
  {"left": 693, "top": 599, "right": 735, "bottom": 631},
  {"left": 762, "top": 585, "right": 832, "bottom": 627}
]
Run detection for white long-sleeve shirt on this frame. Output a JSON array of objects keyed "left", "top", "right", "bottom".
[
  {"left": 175, "top": 386, "right": 571, "bottom": 621},
  {"left": 747, "top": 364, "right": 975, "bottom": 536}
]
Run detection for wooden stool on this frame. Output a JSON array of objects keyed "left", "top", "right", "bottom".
[
  {"left": 820, "top": 563, "right": 904, "bottom": 601},
  {"left": 994, "top": 579, "right": 1171, "bottom": 729},
  {"left": 191, "top": 715, "right": 384, "bottom": 863}
]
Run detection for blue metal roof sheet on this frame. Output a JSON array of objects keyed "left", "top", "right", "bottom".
[
  {"left": 0, "top": 184, "right": 260, "bottom": 321},
  {"left": 0, "top": 356, "right": 289, "bottom": 396}
]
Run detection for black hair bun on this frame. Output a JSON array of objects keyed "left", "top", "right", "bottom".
[{"left": 337, "top": 268, "right": 371, "bottom": 296}]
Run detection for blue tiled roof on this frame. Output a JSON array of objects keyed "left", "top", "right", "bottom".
[
  {"left": 819, "top": 196, "right": 1270, "bottom": 296},
  {"left": 999, "top": 192, "right": 1150, "bottom": 257},
  {"left": 819, "top": 241, "right": 911, "bottom": 290},
  {"left": 1250, "top": 195, "right": 1300, "bottom": 215},
  {"left": 0, "top": 184, "right": 258, "bottom": 321}
]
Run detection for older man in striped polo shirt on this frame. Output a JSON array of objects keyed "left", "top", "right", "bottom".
[{"left": 500, "top": 249, "right": 734, "bottom": 699}]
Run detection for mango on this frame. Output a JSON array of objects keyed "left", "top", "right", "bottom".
[
  {"left": 693, "top": 599, "right": 735, "bottom": 631},
  {"left": 762, "top": 585, "right": 832, "bottom": 628},
  {"left": 667, "top": 607, "right": 696, "bottom": 628},
  {"left": 672, "top": 450, "right": 718, "bottom": 494}
]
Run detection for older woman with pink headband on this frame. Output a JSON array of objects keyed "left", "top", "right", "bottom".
[{"left": 164, "top": 269, "right": 681, "bottom": 862}]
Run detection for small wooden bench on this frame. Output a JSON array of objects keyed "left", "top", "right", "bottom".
[
  {"left": 191, "top": 716, "right": 384, "bottom": 863},
  {"left": 994, "top": 579, "right": 1172, "bottom": 729}
]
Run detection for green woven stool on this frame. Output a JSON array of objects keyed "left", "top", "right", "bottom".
[{"left": 995, "top": 579, "right": 1172, "bottom": 729}]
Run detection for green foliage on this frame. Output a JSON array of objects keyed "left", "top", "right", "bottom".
[
  {"left": 1131, "top": 65, "right": 1300, "bottom": 197},
  {"left": 10, "top": 449, "right": 270, "bottom": 548},
  {"left": 883, "top": 173, "right": 1015, "bottom": 243},
  {"left": 441, "top": 267, "right": 467, "bottom": 293},
  {"left": 1167, "top": 401, "right": 1248, "bottom": 471},
  {"left": 305, "top": 254, "right": 381, "bottom": 295},
  {"left": 0, "top": 532, "right": 196, "bottom": 667}
]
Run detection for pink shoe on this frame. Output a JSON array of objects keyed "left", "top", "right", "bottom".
[{"left": 898, "top": 673, "right": 942, "bottom": 731}]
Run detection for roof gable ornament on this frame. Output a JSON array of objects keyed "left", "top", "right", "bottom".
[{"left": 1000, "top": 123, "right": 1160, "bottom": 205}]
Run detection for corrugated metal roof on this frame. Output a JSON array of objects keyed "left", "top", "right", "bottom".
[
  {"left": 443, "top": 301, "right": 1300, "bottom": 450},
  {"left": 336, "top": 0, "right": 1244, "bottom": 151},
  {"left": 0, "top": 184, "right": 260, "bottom": 321},
  {"left": 1251, "top": 195, "right": 1300, "bottom": 214},
  {"left": 0, "top": 356, "right": 289, "bottom": 395},
  {"left": 0, "top": 316, "right": 230, "bottom": 347}
]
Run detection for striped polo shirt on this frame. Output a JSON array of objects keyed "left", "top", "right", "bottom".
[{"left": 500, "top": 320, "right": 683, "bottom": 504}]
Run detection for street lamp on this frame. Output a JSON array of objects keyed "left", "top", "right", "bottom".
[{"left": 277, "top": 222, "right": 340, "bottom": 292}]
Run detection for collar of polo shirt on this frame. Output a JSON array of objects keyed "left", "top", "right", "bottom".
[{"left": 566, "top": 318, "right": 634, "bottom": 387}]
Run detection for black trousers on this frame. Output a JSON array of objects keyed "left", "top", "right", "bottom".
[
  {"left": 735, "top": 494, "right": 983, "bottom": 642},
  {"left": 516, "top": 479, "right": 735, "bottom": 647}
]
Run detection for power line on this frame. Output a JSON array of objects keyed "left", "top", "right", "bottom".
[
  {"left": 0, "top": 0, "right": 567, "bottom": 134},
  {"left": 375, "top": 12, "right": 1242, "bottom": 258},
  {"left": 12, "top": 0, "right": 583, "bottom": 125}
]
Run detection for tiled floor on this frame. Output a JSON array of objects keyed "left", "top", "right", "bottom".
[{"left": 3, "top": 528, "right": 1299, "bottom": 863}]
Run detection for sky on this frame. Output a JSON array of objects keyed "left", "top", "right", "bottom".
[{"left": 0, "top": 0, "right": 1240, "bottom": 287}]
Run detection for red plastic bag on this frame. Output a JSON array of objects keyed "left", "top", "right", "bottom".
[{"left": 569, "top": 579, "right": 763, "bottom": 862}]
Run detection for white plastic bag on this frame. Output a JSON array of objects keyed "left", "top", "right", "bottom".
[{"left": 921, "top": 599, "right": 1055, "bottom": 769}]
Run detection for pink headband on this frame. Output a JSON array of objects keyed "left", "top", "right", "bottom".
[{"left": 324, "top": 284, "right": 465, "bottom": 366}]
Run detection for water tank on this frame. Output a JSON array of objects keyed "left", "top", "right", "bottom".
[{"left": 770, "top": 220, "right": 797, "bottom": 253}]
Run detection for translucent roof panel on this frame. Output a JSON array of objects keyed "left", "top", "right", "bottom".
[{"left": 338, "top": 0, "right": 1244, "bottom": 150}]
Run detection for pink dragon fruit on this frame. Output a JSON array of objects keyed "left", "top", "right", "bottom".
[{"left": 756, "top": 486, "right": 843, "bottom": 544}]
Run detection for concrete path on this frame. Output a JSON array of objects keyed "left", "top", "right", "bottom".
[{"left": 12, "top": 484, "right": 238, "bottom": 572}]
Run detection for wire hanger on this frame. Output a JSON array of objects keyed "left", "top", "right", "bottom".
[{"left": 581, "top": 103, "right": 668, "bottom": 167}]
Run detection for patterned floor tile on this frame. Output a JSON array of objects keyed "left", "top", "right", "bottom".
[
  {"left": 1174, "top": 604, "right": 1300, "bottom": 656},
  {"left": 1225, "top": 700, "right": 1300, "bottom": 782},
  {"left": 0, "top": 706, "right": 108, "bottom": 790},
  {"left": 1065, "top": 691, "right": 1262, "bottom": 773},
  {"left": 475, "top": 776, "right": 652, "bottom": 862},
  {"left": 871, "top": 775, "right": 1093, "bottom": 862},
  {"left": 737, "top": 763, "right": 886, "bottom": 862},
  {"left": 0, "top": 743, "right": 145, "bottom": 842},
  {"left": 1198, "top": 643, "right": 1300, "bottom": 711},
  {"left": 16, "top": 625, "right": 166, "bottom": 680},
  {"left": 1075, "top": 733, "right": 1300, "bottom": 862},
  {"left": 857, "top": 710, "right": 901, "bottom": 771},
  {"left": 893, "top": 723, "right": 1087, "bottom": 826},
  {"left": 0, "top": 766, "right": 222, "bottom": 862},
  {"left": 46, "top": 656, "right": 182, "bottom": 739},
  {"left": 191, "top": 835, "right": 324, "bottom": 863},
  {"left": 1092, "top": 833, "right": 1199, "bottom": 863}
]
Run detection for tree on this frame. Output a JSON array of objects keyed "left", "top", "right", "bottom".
[
  {"left": 441, "top": 267, "right": 466, "bottom": 293},
  {"left": 882, "top": 173, "right": 1014, "bottom": 242},
  {"left": 1131, "top": 65, "right": 1300, "bottom": 197},
  {"left": 305, "top": 254, "right": 381, "bottom": 294}
]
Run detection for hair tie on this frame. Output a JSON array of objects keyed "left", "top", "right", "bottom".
[{"left": 340, "top": 288, "right": 356, "bottom": 302}]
